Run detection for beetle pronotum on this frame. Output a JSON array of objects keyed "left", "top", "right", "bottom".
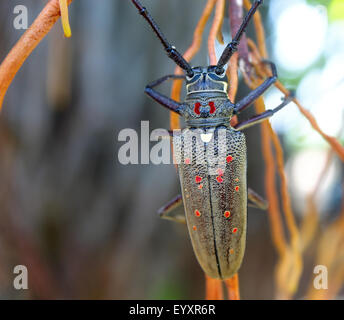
[{"left": 131, "top": 0, "right": 292, "bottom": 279}]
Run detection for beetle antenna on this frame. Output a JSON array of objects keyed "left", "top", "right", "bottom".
[
  {"left": 215, "top": 0, "right": 263, "bottom": 74},
  {"left": 131, "top": 0, "right": 194, "bottom": 77}
]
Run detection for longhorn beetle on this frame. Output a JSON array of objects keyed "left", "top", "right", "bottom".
[{"left": 131, "top": 0, "right": 292, "bottom": 279}]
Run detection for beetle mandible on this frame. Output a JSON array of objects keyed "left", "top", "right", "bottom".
[{"left": 131, "top": 0, "right": 292, "bottom": 279}]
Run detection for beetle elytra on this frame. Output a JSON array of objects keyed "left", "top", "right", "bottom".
[{"left": 131, "top": 0, "right": 292, "bottom": 279}]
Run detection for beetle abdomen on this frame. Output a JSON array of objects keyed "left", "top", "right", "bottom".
[{"left": 176, "top": 126, "right": 247, "bottom": 279}]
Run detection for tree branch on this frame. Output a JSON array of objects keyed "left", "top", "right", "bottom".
[{"left": 0, "top": 0, "right": 73, "bottom": 110}]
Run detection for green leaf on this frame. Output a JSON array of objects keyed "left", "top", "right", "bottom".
[
  {"left": 306, "top": 0, "right": 331, "bottom": 6},
  {"left": 329, "top": 0, "right": 344, "bottom": 21}
]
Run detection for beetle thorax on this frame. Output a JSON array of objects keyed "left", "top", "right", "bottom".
[{"left": 181, "top": 66, "right": 235, "bottom": 127}]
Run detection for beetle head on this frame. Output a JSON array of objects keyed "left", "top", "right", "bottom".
[{"left": 185, "top": 66, "right": 228, "bottom": 94}]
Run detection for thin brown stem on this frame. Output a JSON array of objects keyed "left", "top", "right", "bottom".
[
  {"left": 205, "top": 275, "right": 224, "bottom": 300},
  {"left": 59, "top": 0, "right": 72, "bottom": 37},
  {"left": 224, "top": 273, "right": 240, "bottom": 300},
  {"left": 208, "top": 0, "right": 225, "bottom": 65},
  {"left": 0, "top": 0, "right": 74, "bottom": 110}
]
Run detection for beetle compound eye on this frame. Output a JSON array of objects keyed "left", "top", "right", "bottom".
[
  {"left": 194, "top": 102, "right": 201, "bottom": 115},
  {"left": 186, "top": 74, "right": 193, "bottom": 81},
  {"left": 209, "top": 101, "right": 216, "bottom": 114}
]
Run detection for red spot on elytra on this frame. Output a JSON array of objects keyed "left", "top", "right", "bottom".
[
  {"left": 234, "top": 178, "right": 239, "bottom": 182},
  {"left": 229, "top": 248, "right": 234, "bottom": 255},
  {"left": 184, "top": 158, "right": 190, "bottom": 164},
  {"left": 198, "top": 184, "right": 203, "bottom": 190},
  {"left": 232, "top": 228, "right": 238, "bottom": 233},
  {"left": 194, "top": 102, "right": 201, "bottom": 115},
  {"left": 235, "top": 186, "right": 240, "bottom": 192},
  {"left": 226, "top": 155, "right": 233, "bottom": 163},
  {"left": 216, "top": 176, "right": 224, "bottom": 183},
  {"left": 195, "top": 210, "right": 201, "bottom": 217},
  {"left": 209, "top": 101, "right": 216, "bottom": 114},
  {"left": 217, "top": 168, "right": 224, "bottom": 176},
  {"left": 195, "top": 176, "right": 202, "bottom": 183},
  {"left": 224, "top": 211, "right": 231, "bottom": 218},
  {"left": 193, "top": 225, "right": 197, "bottom": 231}
]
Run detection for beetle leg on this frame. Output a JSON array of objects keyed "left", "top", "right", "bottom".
[
  {"left": 248, "top": 188, "right": 268, "bottom": 210},
  {"left": 145, "top": 75, "right": 186, "bottom": 115},
  {"left": 234, "top": 61, "right": 277, "bottom": 114},
  {"left": 234, "top": 94, "right": 293, "bottom": 131},
  {"left": 158, "top": 194, "right": 186, "bottom": 224}
]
